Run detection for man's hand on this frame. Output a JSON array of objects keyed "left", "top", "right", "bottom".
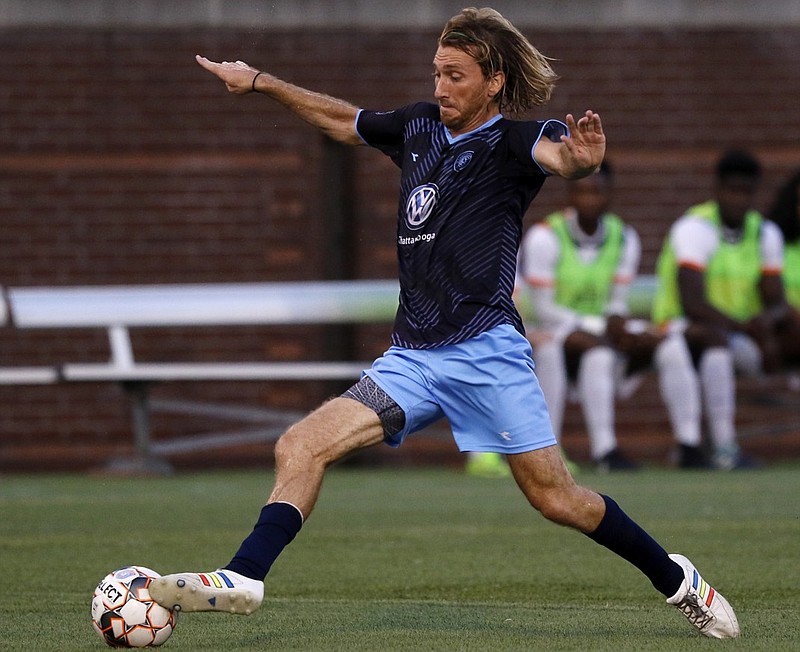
[
  {"left": 605, "top": 314, "right": 628, "bottom": 348},
  {"left": 535, "top": 110, "right": 606, "bottom": 179},
  {"left": 195, "top": 54, "right": 361, "bottom": 146},
  {"left": 560, "top": 110, "right": 606, "bottom": 178},
  {"left": 746, "top": 314, "right": 782, "bottom": 373},
  {"left": 196, "top": 55, "right": 262, "bottom": 95}
]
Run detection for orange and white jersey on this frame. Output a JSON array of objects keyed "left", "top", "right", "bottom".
[
  {"left": 667, "top": 213, "right": 783, "bottom": 273},
  {"left": 518, "top": 208, "right": 641, "bottom": 338}
]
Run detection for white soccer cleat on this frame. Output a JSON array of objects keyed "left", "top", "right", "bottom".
[
  {"left": 149, "top": 570, "right": 264, "bottom": 615},
  {"left": 666, "top": 554, "right": 740, "bottom": 639}
]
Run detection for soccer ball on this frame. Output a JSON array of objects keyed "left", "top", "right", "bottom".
[{"left": 91, "top": 566, "right": 178, "bottom": 648}]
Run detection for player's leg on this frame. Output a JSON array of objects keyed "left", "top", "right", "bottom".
[
  {"left": 151, "top": 346, "right": 441, "bottom": 616},
  {"left": 776, "top": 306, "right": 800, "bottom": 366},
  {"left": 507, "top": 447, "right": 739, "bottom": 638},
  {"left": 508, "top": 446, "right": 676, "bottom": 585},
  {"left": 652, "top": 334, "right": 706, "bottom": 467},
  {"left": 683, "top": 323, "right": 747, "bottom": 469},
  {"left": 446, "top": 327, "right": 736, "bottom": 638},
  {"left": 150, "top": 395, "right": 385, "bottom": 615},
  {"left": 576, "top": 346, "right": 620, "bottom": 467},
  {"left": 507, "top": 445, "right": 602, "bottom": 527},
  {"left": 268, "top": 396, "right": 386, "bottom": 516},
  {"left": 530, "top": 339, "right": 578, "bottom": 473},
  {"left": 699, "top": 347, "right": 740, "bottom": 468},
  {"left": 531, "top": 339, "right": 567, "bottom": 441},
  {"left": 564, "top": 331, "right": 634, "bottom": 470}
]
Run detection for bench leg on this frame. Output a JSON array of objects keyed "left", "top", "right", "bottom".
[{"left": 102, "top": 381, "right": 173, "bottom": 475}]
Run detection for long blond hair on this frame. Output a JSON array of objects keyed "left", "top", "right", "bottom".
[{"left": 439, "top": 7, "right": 558, "bottom": 113}]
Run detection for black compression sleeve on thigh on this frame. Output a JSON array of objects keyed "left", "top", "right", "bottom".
[{"left": 342, "top": 376, "right": 405, "bottom": 437}]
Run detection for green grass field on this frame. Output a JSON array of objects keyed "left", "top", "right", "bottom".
[{"left": 1, "top": 464, "right": 798, "bottom": 651}]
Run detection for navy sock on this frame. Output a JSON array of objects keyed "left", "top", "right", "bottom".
[
  {"left": 586, "top": 495, "right": 684, "bottom": 597},
  {"left": 224, "top": 502, "right": 304, "bottom": 581}
]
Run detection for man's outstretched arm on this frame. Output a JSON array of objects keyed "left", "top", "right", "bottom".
[{"left": 196, "top": 55, "right": 362, "bottom": 146}]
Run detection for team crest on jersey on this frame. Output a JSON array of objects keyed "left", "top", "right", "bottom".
[
  {"left": 405, "top": 183, "right": 439, "bottom": 230},
  {"left": 454, "top": 150, "right": 474, "bottom": 172}
]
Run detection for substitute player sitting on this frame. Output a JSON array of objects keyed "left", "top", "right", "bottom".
[
  {"left": 767, "top": 168, "right": 800, "bottom": 369},
  {"left": 653, "top": 149, "right": 793, "bottom": 469},
  {"left": 519, "top": 161, "right": 708, "bottom": 470}
]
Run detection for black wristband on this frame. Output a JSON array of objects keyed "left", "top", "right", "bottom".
[{"left": 251, "top": 71, "right": 264, "bottom": 93}]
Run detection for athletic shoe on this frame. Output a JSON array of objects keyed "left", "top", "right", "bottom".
[
  {"left": 465, "top": 452, "right": 511, "bottom": 478},
  {"left": 149, "top": 570, "right": 263, "bottom": 615},
  {"left": 677, "top": 444, "right": 711, "bottom": 469},
  {"left": 595, "top": 448, "right": 638, "bottom": 472},
  {"left": 712, "top": 445, "right": 760, "bottom": 471},
  {"left": 666, "top": 553, "right": 739, "bottom": 639}
]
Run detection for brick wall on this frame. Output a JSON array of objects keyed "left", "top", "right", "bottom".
[{"left": 1, "top": 26, "right": 799, "bottom": 470}]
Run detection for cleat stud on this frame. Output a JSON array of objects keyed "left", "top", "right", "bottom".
[{"left": 177, "top": 579, "right": 186, "bottom": 588}]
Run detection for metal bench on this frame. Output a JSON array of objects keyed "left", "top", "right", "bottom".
[
  {"left": 0, "top": 280, "right": 401, "bottom": 472},
  {"left": 0, "top": 276, "right": 659, "bottom": 472}
]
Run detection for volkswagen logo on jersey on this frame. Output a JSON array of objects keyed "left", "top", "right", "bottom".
[
  {"left": 405, "top": 183, "right": 439, "bottom": 231},
  {"left": 454, "top": 150, "right": 474, "bottom": 172}
]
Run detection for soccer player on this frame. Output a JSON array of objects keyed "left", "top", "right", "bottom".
[
  {"left": 652, "top": 149, "right": 794, "bottom": 469},
  {"left": 519, "top": 161, "right": 708, "bottom": 470},
  {"left": 767, "top": 168, "right": 800, "bottom": 367},
  {"left": 151, "top": 8, "right": 739, "bottom": 639}
]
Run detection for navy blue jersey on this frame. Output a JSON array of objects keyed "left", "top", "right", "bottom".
[{"left": 357, "top": 102, "right": 567, "bottom": 349}]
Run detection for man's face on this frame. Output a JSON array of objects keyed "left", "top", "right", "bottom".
[
  {"left": 715, "top": 175, "right": 758, "bottom": 228},
  {"left": 795, "top": 182, "right": 800, "bottom": 225},
  {"left": 432, "top": 45, "right": 501, "bottom": 136},
  {"left": 568, "top": 175, "right": 612, "bottom": 226}
]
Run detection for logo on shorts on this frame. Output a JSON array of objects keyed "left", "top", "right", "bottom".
[
  {"left": 498, "top": 431, "right": 512, "bottom": 441},
  {"left": 405, "top": 183, "right": 439, "bottom": 231}
]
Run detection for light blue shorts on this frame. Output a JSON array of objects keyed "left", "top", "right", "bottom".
[{"left": 365, "top": 324, "right": 556, "bottom": 454}]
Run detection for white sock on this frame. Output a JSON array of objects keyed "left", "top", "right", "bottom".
[
  {"left": 577, "top": 346, "right": 617, "bottom": 459},
  {"left": 533, "top": 341, "right": 567, "bottom": 441},
  {"left": 654, "top": 335, "right": 701, "bottom": 446},
  {"left": 699, "top": 347, "right": 738, "bottom": 451}
]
